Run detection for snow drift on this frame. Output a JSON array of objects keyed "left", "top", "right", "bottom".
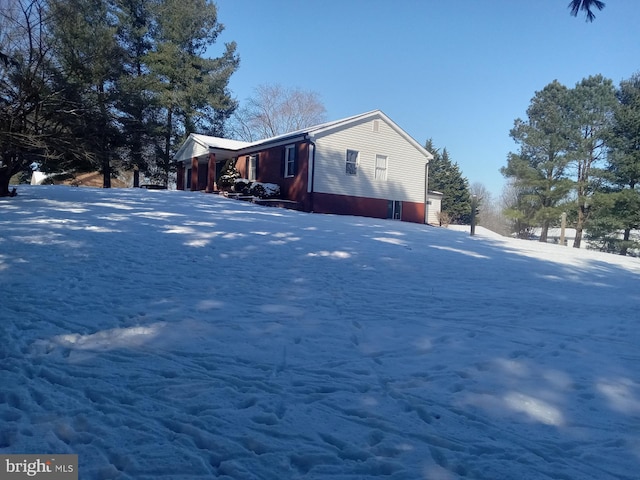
[{"left": 1, "top": 186, "right": 638, "bottom": 479}]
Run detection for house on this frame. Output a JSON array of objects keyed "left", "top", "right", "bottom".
[{"left": 173, "top": 110, "right": 437, "bottom": 224}]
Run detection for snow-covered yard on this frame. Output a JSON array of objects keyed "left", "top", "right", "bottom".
[{"left": 1, "top": 186, "right": 639, "bottom": 479}]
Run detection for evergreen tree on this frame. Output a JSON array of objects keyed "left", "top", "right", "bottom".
[
  {"left": 588, "top": 188, "right": 640, "bottom": 255},
  {"left": 48, "top": 0, "right": 126, "bottom": 188},
  {"left": 588, "top": 73, "right": 640, "bottom": 255},
  {"left": 217, "top": 157, "right": 240, "bottom": 190},
  {"left": 1, "top": 0, "right": 239, "bottom": 193},
  {"left": 113, "top": 0, "right": 156, "bottom": 187},
  {"left": 501, "top": 80, "right": 573, "bottom": 241},
  {"left": 426, "top": 139, "right": 471, "bottom": 224},
  {"left": 566, "top": 75, "right": 617, "bottom": 248},
  {"left": 146, "top": 0, "right": 238, "bottom": 184}
]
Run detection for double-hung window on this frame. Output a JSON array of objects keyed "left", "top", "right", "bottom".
[
  {"left": 346, "top": 150, "right": 358, "bottom": 175},
  {"left": 248, "top": 154, "right": 258, "bottom": 181},
  {"left": 375, "top": 154, "right": 388, "bottom": 181},
  {"left": 284, "top": 145, "right": 296, "bottom": 177}
]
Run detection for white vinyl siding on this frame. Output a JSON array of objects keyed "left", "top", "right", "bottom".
[
  {"left": 312, "top": 117, "right": 428, "bottom": 203},
  {"left": 174, "top": 139, "right": 210, "bottom": 162}
]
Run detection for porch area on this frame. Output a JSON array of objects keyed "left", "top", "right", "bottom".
[
  {"left": 176, "top": 153, "right": 227, "bottom": 193},
  {"left": 173, "top": 133, "right": 250, "bottom": 193}
]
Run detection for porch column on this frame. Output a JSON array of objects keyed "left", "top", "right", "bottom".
[
  {"left": 190, "top": 157, "right": 198, "bottom": 191},
  {"left": 176, "top": 162, "right": 185, "bottom": 190},
  {"left": 206, "top": 153, "right": 216, "bottom": 193}
]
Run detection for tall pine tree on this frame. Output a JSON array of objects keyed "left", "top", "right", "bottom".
[
  {"left": 146, "top": 0, "right": 238, "bottom": 184},
  {"left": 113, "top": 0, "right": 156, "bottom": 187},
  {"left": 566, "top": 74, "right": 617, "bottom": 248},
  {"left": 502, "top": 80, "right": 573, "bottom": 241},
  {"left": 48, "top": 0, "right": 126, "bottom": 188},
  {"left": 588, "top": 73, "right": 640, "bottom": 255},
  {"left": 1, "top": 0, "right": 239, "bottom": 192}
]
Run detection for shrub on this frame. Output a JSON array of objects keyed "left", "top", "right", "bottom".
[
  {"left": 249, "top": 182, "right": 280, "bottom": 199},
  {"left": 438, "top": 211, "right": 451, "bottom": 227},
  {"left": 217, "top": 158, "right": 240, "bottom": 191},
  {"left": 233, "top": 178, "right": 251, "bottom": 194},
  {"left": 229, "top": 179, "right": 280, "bottom": 198}
]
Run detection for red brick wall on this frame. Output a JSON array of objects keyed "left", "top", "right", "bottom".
[
  {"left": 399, "top": 201, "right": 425, "bottom": 224},
  {"left": 312, "top": 192, "right": 425, "bottom": 224},
  {"left": 237, "top": 141, "right": 310, "bottom": 209}
]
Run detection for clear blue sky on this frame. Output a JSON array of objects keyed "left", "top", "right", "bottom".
[{"left": 209, "top": 0, "right": 639, "bottom": 198}]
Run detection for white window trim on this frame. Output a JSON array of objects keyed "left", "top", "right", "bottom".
[
  {"left": 284, "top": 145, "right": 296, "bottom": 178},
  {"left": 248, "top": 154, "right": 257, "bottom": 181},
  {"left": 375, "top": 154, "right": 388, "bottom": 181},
  {"left": 346, "top": 149, "right": 358, "bottom": 176}
]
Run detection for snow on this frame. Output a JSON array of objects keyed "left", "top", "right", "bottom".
[{"left": 1, "top": 186, "right": 639, "bottom": 480}]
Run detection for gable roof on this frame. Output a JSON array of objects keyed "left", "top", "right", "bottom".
[
  {"left": 191, "top": 135, "right": 250, "bottom": 151},
  {"left": 173, "top": 134, "right": 250, "bottom": 162},
  {"left": 174, "top": 110, "right": 432, "bottom": 162},
  {"left": 307, "top": 110, "right": 432, "bottom": 160}
]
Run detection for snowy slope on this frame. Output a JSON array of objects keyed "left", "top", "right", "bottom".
[{"left": 1, "top": 186, "right": 639, "bottom": 480}]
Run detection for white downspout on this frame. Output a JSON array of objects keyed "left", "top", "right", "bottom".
[
  {"left": 424, "top": 161, "right": 430, "bottom": 224},
  {"left": 306, "top": 134, "right": 317, "bottom": 212}
]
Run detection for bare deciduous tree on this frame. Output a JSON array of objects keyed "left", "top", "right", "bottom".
[
  {"left": 500, "top": 180, "right": 538, "bottom": 239},
  {"left": 229, "top": 83, "right": 326, "bottom": 141},
  {"left": 470, "top": 182, "right": 510, "bottom": 236},
  {"left": 0, "top": 0, "right": 63, "bottom": 196}
]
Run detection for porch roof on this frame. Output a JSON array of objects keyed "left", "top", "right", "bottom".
[{"left": 173, "top": 134, "right": 250, "bottom": 163}]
